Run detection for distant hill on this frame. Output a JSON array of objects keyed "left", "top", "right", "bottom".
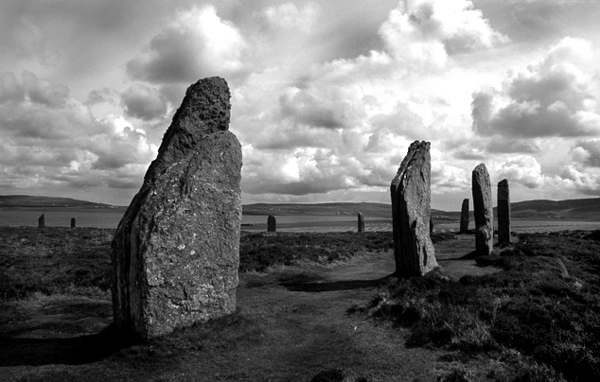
[
  {"left": 243, "top": 202, "right": 392, "bottom": 218},
  {"left": 3, "top": 195, "right": 600, "bottom": 221},
  {"left": 507, "top": 197, "right": 600, "bottom": 220},
  {"left": 0, "top": 195, "right": 119, "bottom": 208}
]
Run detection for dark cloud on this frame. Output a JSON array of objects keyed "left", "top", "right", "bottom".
[
  {"left": 121, "top": 84, "right": 167, "bottom": 121},
  {"left": 279, "top": 87, "right": 365, "bottom": 129}
]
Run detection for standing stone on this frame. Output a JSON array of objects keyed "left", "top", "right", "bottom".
[
  {"left": 472, "top": 164, "right": 493, "bottom": 256},
  {"left": 357, "top": 212, "right": 365, "bottom": 233},
  {"left": 112, "top": 77, "right": 242, "bottom": 339},
  {"left": 390, "top": 140, "right": 438, "bottom": 277},
  {"left": 459, "top": 198, "right": 469, "bottom": 233},
  {"left": 429, "top": 215, "right": 434, "bottom": 235},
  {"left": 497, "top": 179, "right": 511, "bottom": 245},
  {"left": 267, "top": 215, "right": 276, "bottom": 233},
  {"left": 38, "top": 214, "right": 45, "bottom": 228},
  {"left": 71, "top": 218, "right": 76, "bottom": 228}
]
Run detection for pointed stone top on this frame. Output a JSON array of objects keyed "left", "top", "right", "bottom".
[
  {"left": 391, "top": 140, "right": 431, "bottom": 191},
  {"left": 146, "top": 77, "right": 232, "bottom": 183},
  {"left": 498, "top": 179, "right": 508, "bottom": 187},
  {"left": 473, "top": 163, "right": 488, "bottom": 175}
]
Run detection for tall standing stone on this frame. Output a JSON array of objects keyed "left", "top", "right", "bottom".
[
  {"left": 472, "top": 164, "right": 493, "bottom": 256},
  {"left": 267, "top": 215, "right": 276, "bottom": 233},
  {"left": 38, "top": 214, "right": 45, "bottom": 228},
  {"left": 390, "top": 140, "right": 438, "bottom": 277},
  {"left": 71, "top": 218, "right": 76, "bottom": 228},
  {"left": 357, "top": 212, "right": 365, "bottom": 233},
  {"left": 112, "top": 77, "right": 242, "bottom": 339},
  {"left": 497, "top": 179, "right": 511, "bottom": 245},
  {"left": 459, "top": 198, "right": 469, "bottom": 233}
]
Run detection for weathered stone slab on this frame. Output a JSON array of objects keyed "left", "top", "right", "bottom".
[
  {"left": 357, "top": 212, "right": 365, "bottom": 233},
  {"left": 390, "top": 140, "right": 438, "bottom": 276},
  {"left": 472, "top": 164, "right": 493, "bottom": 255},
  {"left": 112, "top": 77, "right": 242, "bottom": 339},
  {"left": 459, "top": 198, "right": 469, "bottom": 233},
  {"left": 497, "top": 179, "right": 511, "bottom": 244},
  {"left": 267, "top": 215, "right": 276, "bottom": 233},
  {"left": 38, "top": 214, "right": 45, "bottom": 228},
  {"left": 71, "top": 218, "right": 76, "bottom": 228}
]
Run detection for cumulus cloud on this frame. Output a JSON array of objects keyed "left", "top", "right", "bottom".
[
  {"left": 121, "top": 84, "right": 168, "bottom": 120},
  {"left": 380, "top": 0, "right": 507, "bottom": 69},
  {"left": 229, "top": 0, "right": 507, "bottom": 199},
  {"left": 496, "top": 155, "right": 544, "bottom": 188},
  {"left": 127, "top": 6, "right": 248, "bottom": 84},
  {"left": 472, "top": 37, "right": 600, "bottom": 138},
  {"left": 0, "top": 71, "right": 157, "bottom": 196},
  {"left": 558, "top": 165, "right": 600, "bottom": 196},
  {"left": 571, "top": 139, "right": 600, "bottom": 168}
]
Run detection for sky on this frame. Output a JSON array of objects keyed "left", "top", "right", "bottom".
[{"left": 1, "top": 0, "right": 600, "bottom": 211}]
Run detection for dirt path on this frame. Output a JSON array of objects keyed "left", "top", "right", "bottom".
[{"left": 1, "top": 234, "right": 491, "bottom": 382}]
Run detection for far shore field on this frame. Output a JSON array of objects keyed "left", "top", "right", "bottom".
[{"left": 2, "top": 207, "right": 600, "bottom": 234}]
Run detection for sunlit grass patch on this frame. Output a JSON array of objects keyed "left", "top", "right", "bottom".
[{"left": 359, "top": 231, "right": 600, "bottom": 382}]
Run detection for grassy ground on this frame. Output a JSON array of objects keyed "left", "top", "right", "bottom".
[
  {"left": 359, "top": 231, "right": 600, "bottom": 382},
  {"left": 1, "top": 227, "right": 598, "bottom": 381}
]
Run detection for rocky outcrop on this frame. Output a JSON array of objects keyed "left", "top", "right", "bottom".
[
  {"left": 472, "top": 164, "right": 493, "bottom": 256},
  {"left": 111, "top": 77, "right": 242, "bottom": 339},
  {"left": 390, "top": 140, "right": 438, "bottom": 277},
  {"left": 267, "top": 215, "right": 276, "bottom": 233},
  {"left": 459, "top": 198, "right": 469, "bottom": 233},
  {"left": 497, "top": 179, "right": 511, "bottom": 244},
  {"left": 357, "top": 212, "right": 365, "bottom": 233}
]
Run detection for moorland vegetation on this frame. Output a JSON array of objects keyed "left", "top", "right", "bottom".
[{"left": 0, "top": 227, "right": 599, "bottom": 381}]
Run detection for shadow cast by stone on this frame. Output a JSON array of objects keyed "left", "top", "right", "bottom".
[
  {"left": 0, "top": 325, "right": 137, "bottom": 367},
  {"left": 281, "top": 277, "right": 390, "bottom": 293}
]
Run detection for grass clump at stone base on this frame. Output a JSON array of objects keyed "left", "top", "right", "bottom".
[{"left": 355, "top": 231, "right": 600, "bottom": 382}]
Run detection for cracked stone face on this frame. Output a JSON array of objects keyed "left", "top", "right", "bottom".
[{"left": 111, "top": 77, "right": 242, "bottom": 339}]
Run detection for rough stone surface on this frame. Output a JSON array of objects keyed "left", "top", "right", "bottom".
[
  {"left": 357, "top": 212, "right": 365, "bottom": 233},
  {"left": 472, "top": 164, "right": 493, "bottom": 256},
  {"left": 71, "top": 218, "right": 76, "bottom": 229},
  {"left": 38, "top": 214, "right": 45, "bottom": 228},
  {"left": 390, "top": 140, "right": 438, "bottom": 276},
  {"left": 111, "top": 77, "right": 242, "bottom": 339},
  {"left": 497, "top": 179, "right": 511, "bottom": 244},
  {"left": 267, "top": 215, "right": 276, "bottom": 233},
  {"left": 459, "top": 198, "right": 469, "bottom": 233}
]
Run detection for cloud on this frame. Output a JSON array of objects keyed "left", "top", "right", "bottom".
[
  {"left": 558, "top": 165, "right": 600, "bottom": 196},
  {"left": 228, "top": 0, "right": 507, "bottom": 198},
  {"left": 127, "top": 6, "right": 248, "bottom": 84},
  {"left": 0, "top": 71, "right": 157, "bottom": 195},
  {"left": 380, "top": 0, "right": 507, "bottom": 69},
  {"left": 279, "top": 85, "right": 366, "bottom": 129},
  {"left": 571, "top": 139, "right": 600, "bottom": 168},
  {"left": 496, "top": 155, "right": 544, "bottom": 188},
  {"left": 472, "top": 37, "right": 600, "bottom": 138},
  {"left": 121, "top": 84, "right": 168, "bottom": 120},
  {"left": 259, "top": 2, "right": 320, "bottom": 33}
]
